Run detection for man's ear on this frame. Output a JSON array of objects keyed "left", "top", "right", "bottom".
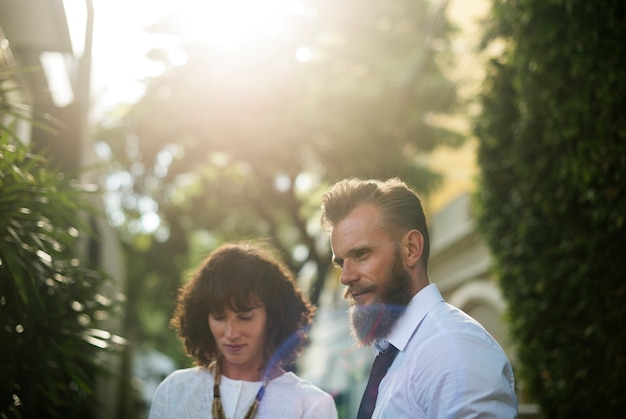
[{"left": 403, "top": 230, "right": 424, "bottom": 268}]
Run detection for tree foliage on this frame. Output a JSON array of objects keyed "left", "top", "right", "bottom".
[
  {"left": 96, "top": 0, "right": 462, "bottom": 366},
  {"left": 0, "top": 69, "right": 123, "bottom": 418},
  {"left": 475, "top": 0, "right": 626, "bottom": 416},
  {"left": 0, "top": 136, "right": 124, "bottom": 418}
]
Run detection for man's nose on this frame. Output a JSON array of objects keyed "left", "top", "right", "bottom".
[{"left": 340, "top": 260, "right": 358, "bottom": 286}]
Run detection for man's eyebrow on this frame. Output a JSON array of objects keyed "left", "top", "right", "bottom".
[{"left": 332, "top": 246, "right": 370, "bottom": 267}]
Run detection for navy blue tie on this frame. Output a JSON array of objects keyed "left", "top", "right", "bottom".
[{"left": 356, "top": 345, "right": 399, "bottom": 419}]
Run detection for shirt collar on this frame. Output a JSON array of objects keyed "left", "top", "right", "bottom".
[
  {"left": 375, "top": 283, "right": 443, "bottom": 354},
  {"left": 373, "top": 339, "right": 392, "bottom": 354}
]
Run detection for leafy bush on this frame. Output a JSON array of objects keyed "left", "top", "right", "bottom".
[
  {"left": 474, "top": 1, "right": 626, "bottom": 417},
  {"left": 0, "top": 134, "right": 122, "bottom": 416}
]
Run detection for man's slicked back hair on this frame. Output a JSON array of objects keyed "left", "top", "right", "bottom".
[{"left": 320, "top": 177, "right": 430, "bottom": 268}]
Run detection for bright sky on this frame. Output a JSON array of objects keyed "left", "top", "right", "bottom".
[
  {"left": 90, "top": 0, "right": 171, "bottom": 115},
  {"left": 89, "top": 0, "right": 310, "bottom": 234},
  {"left": 85, "top": 0, "right": 484, "bottom": 232},
  {"left": 90, "top": 0, "right": 306, "bottom": 117}
]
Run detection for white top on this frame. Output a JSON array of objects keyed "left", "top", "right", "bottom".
[
  {"left": 149, "top": 367, "right": 338, "bottom": 419},
  {"left": 372, "top": 284, "right": 518, "bottom": 418}
]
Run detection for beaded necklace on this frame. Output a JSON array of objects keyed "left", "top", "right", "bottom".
[{"left": 211, "top": 361, "right": 269, "bottom": 419}]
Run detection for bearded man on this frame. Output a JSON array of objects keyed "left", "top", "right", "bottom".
[{"left": 321, "top": 177, "right": 518, "bottom": 419}]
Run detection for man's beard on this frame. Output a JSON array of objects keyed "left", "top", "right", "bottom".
[{"left": 347, "top": 251, "right": 413, "bottom": 345}]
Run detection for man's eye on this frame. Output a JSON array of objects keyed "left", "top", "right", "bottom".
[{"left": 355, "top": 250, "right": 368, "bottom": 259}]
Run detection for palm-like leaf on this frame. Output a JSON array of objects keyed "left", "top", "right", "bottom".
[{"left": 0, "top": 118, "right": 122, "bottom": 417}]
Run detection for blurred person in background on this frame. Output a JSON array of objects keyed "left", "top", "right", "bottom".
[
  {"left": 321, "top": 177, "right": 517, "bottom": 419},
  {"left": 149, "top": 243, "right": 338, "bottom": 419}
]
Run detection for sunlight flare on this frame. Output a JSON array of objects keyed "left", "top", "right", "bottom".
[{"left": 176, "top": 0, "right": 300, "bottom": 49}]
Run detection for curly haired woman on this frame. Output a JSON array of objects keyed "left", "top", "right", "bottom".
[{"left": 149, "top": 243, "right": 338, "bottom": 419}]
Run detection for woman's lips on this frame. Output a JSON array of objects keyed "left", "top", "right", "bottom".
[{"left": 224, "top": 344, "right": 245, "bottom": 354}]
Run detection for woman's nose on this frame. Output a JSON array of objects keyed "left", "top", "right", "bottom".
[{"left": 224, "top": 320, "right": 238, "bottom": 338}]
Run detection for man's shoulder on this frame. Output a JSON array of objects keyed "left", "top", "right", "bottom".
[
  {"left": 427, "top": 301, "right": 485, "bottom": 331},
  {"left": 409, "top": 301, "right": 506, "bottom": 356}
]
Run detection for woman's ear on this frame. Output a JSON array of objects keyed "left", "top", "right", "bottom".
[{"left": 403, "top": 229, "right": 424, "bottom": 268}]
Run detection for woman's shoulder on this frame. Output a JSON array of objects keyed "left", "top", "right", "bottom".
[
  {"left": 158, "top": 366, "right": 211, "bottom": 388},
  {"left": 165, "top": 365, "right": 203, "bottom": 377},
  {"left": 264, "top": 372, "right": 337, "bottom": 418},
  {"left": 150, "top": 366, "right": 214, "bottom": 418},
  {"left": 273, "top": 372, "right": 332, "bottom": 398}
]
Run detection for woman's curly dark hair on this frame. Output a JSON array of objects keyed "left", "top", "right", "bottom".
[{"left": 170, "top": 242, "right": 315, "bottom": 370}]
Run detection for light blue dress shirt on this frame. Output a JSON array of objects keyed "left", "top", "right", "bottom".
[{"left": 372, "top": 284, "right": 518, "bottom": 418}]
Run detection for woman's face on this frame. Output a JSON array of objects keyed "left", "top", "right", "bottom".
[{"left": 209, "top": 303, "right": 268, "bottom": 381}]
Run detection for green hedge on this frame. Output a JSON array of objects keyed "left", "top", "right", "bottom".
[{"left": 474, "top": 0, "right": 626, "bottom": 417}]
